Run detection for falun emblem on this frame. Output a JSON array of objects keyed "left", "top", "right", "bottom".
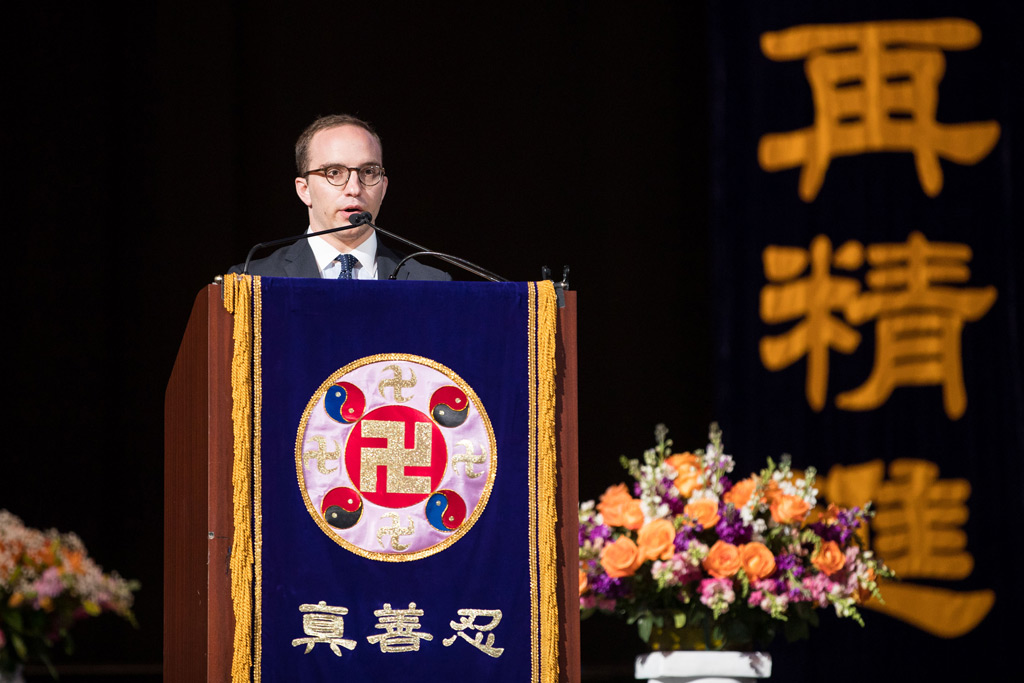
[{"left": 296, "top": 354, "right": 496, "bottom": 561}]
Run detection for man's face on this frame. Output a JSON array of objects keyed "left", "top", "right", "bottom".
[{"left": 295, "top": 124, "right": 388, "bottom": 251}]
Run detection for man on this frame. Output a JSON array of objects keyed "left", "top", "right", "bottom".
[{"left": 233, "top": 114, "right": 450, "bottom": 280}]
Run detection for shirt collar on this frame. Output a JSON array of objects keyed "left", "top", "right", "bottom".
[{"left": 307, "top": 228, "right": 378, "bottom": 278}]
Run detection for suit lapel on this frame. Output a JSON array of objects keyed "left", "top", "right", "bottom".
[
  {"left": 282, "top": 241, "right": 321, "bottom": 278},
  {"left": 375, "top": 241, "right": 403, "bottom": 280}
]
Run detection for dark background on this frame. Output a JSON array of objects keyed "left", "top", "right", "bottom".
[{"left": 4, "top": 1, "right": 1020, "bottom": 681}]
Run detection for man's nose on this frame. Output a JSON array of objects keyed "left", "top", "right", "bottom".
[{"left": 342, "top": 172, "right": 363, "bottom": 194}]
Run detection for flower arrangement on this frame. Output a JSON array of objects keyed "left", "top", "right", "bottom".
[
  {"left": 0, "top": 510, "right": 138, "bottom": 677},
  {"left": 578, "top": 424, "right": 892, "bottom": 650}
]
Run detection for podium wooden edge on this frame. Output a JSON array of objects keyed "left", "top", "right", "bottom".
[
  {"left": 164, "top": 284, "right": 233, "bottom": 682},
  {"left": 557, "top": 290, "right": 581, "bottom": 683}
]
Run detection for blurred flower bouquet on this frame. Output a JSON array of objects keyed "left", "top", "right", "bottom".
[
  {"left": 578, "top": 424, "right": 891, "bottom": 651},
  {"left": 0, "top": 510, "right": 138, "bottom": 677}
]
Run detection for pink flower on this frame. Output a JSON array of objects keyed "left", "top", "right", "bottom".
[
  {"left": 801, "top": 573, "right": 837, "bottom": 607},
  {"left": 699, "top": 578, "right": 736, "bottom": 613},
  {"left": 33, "top": 566, "right": 64, "bottom": 599}
]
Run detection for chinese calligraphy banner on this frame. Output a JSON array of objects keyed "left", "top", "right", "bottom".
[
  {"left": 226, "top": 277, "right": 560, "bottom": 683},
  {"left": 708, "top": 2, "right": 1021, "bottom": 681}
]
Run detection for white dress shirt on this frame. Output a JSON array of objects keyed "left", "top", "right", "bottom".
[{"left": 307, "top": 228, "right": 379, "bottom": 280}]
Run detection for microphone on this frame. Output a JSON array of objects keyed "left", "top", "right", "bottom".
[{"left": 348, "top": 211, "right": 373, "bottom": 227}]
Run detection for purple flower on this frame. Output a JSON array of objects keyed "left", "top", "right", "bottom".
[
  {"left": 714, "top": 507, "right": 751, "bottom": 544},
  {"left": 664, "top": 487, "right": 688, "bottom": 515},
  {"left": 580, "top": 521, "right": 612, "bottom": 546},
  {"left": 592, "top": 573, "right": 631, "bottom": 599},
  {"left": 776, "top": 553, "right": 800, "bottom": 571},
  {"left": 810, "top": 507, "right": 864, "bottom": 545},
  {"left": 674, "top": 525, "right": 697, "bottom": 551}
]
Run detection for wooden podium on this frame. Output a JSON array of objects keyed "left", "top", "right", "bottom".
[{"left": 164, "top": 282, "right": 580, "bottom": 682}]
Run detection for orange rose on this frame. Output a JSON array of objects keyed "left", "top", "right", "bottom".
[
  {"left": 637, "top": 519, "right": 676, "bottom": 561},
  {"left": 702, "top": 540, "right": 742, "bottom": 578},
  {"left": 666, "top": 452, "right": 703, "bottom": 498},
  {"left": 579, "top": 568, "right": 589, "bottom": 596},
  {"left": 597, "top": 483, "right": 633, "bottom": 514},
  {"left": 683, "top": 499, "right": 721, "bottom": 529},
  {"left": 602, "top": 498, "right": 645, "bottom": 529},
  {"left": 812, "top": 540, "right": 845, "bottom": 576},
  {"left": 620, "top": 499, "right": 645, "bottom": 530},
  {"left": 64, "top": 550, "right": 85, "bottom": 574},
  {"left": 598, "top": 483, "right": 640, "bottom": 527},
  {"left": 770, "top": 494, "right": 810, "bottom": 525},
  {"left": 739, "top": 542, "right": 776, "bottom": 581},
  {"left": 600, "top": 536, "right": 645, "bottom": 578},
  {"left": 723, "top": 476, "right": 757, "bottom": 508},
  {"left": 818, "top": 503, "right": 842, "bottom": 524}
]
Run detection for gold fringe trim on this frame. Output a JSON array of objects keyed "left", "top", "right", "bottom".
[
  {"left": 223, "top": 274, "right": 255, "bottom": 683},
  {"left": 527, "top": 285, "right": 540, "bottom": 682},
  {"left": 534, "top": 281, "right": 559, "bottom": 683},
  {"left": 252, "top": 281, "right": 264, "bottom": 683}
]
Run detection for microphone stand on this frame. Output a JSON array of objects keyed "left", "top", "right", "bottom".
[
  {"left": 241, "top": 223, "right": 363, "bottom": 275},
  {"left": 369, "top": 223, "right": 508, "bottom": 282},
  {"left": 241, "top": 212, "right": 509, "bottom": 282}
]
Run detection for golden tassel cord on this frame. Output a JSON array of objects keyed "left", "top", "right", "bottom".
[
  {"left": 534, "top": 281, "right": 560, "bottom": 683},
  {"left": 223, "top": 274, "right": 255, "bottom": 683}
]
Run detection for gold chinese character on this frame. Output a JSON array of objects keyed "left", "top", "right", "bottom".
[
  {"left": 442, "top": 608, "right": 505, "bottom": 658},
  {"left": 837, "top": 232, "right": 996, "bottom": 419},
  {"left": 291, "top": 601, "right": 357, "bottom": 656},
  {"left": 360, "top": 420, "right": 433, "bottom": 494},
  {"left": 759, "top": 19, "right": 1000, "bottom": 201},
  {"left": 760, "top": 232, "right": 996, "bottom": 417},
  {"left": 760, "top": 235, "right": 864, "bottom": 411},
  {"left": 818, "top": 460, "right": 994, "bottom": 637},
  {"left": 367, "top": 602, "right": 434, "bottom": 652}
]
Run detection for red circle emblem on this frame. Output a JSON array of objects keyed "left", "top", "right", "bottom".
[{"left": 344, "top": 405, "right": 447, "bottom": 508}]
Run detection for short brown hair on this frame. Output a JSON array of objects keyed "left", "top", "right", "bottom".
[{"left": 294, "top": 114, "right": 383, "bottom": 175}]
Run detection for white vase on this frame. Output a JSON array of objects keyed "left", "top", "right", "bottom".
[{"left": 635, "top": 650, "right": 772, "bottom": 683}]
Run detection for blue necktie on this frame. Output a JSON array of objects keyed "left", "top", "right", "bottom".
[{"left": 334, "top": 253, "right": 358, "bottom": 280}]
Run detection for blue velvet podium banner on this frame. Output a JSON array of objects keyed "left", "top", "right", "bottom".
[{"left": 224, "top": 277, "right": 559, "bottom": 683}]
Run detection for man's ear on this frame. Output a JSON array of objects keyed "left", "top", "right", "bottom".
[{"left": 295, "top": 176, "right": 312, "bottom": 207}]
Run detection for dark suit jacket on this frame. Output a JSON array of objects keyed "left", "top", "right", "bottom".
[{"left": 229, "top": 237, "right": 451, "bottom": 281}]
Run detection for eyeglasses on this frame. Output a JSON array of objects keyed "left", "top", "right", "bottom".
[{"left": 303, "top": 164, "right": 386, "bottom": 187}]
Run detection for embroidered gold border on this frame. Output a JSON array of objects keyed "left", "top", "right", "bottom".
[
  {"left": 534, "top": 280, "right": 559, "bottom": 683},
  {"left": 294, "top": 353, "right": 498, "bottom": 562},
  {"left": 527, "top": 282, "right": 540, "bottom": 682},
  {"left": 224, "top": 274, "right": 256, "bottom": 683},
  {"left": 252, "top": 281, "right": 264, "bottom": 683}
]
